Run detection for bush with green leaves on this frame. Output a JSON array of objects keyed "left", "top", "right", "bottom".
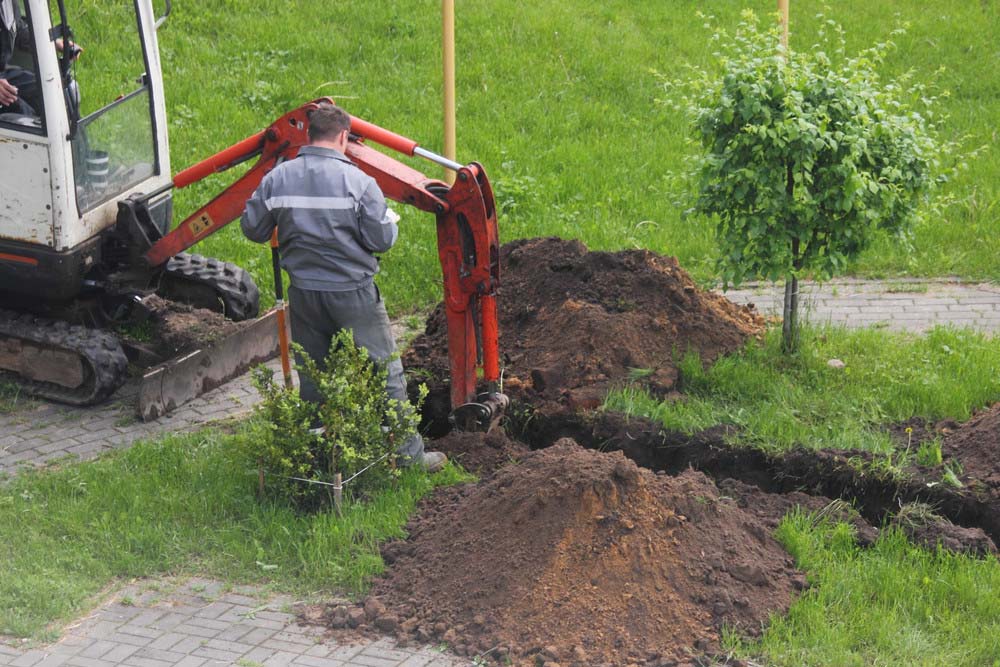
[
  {"left": 245, "top": 329, "right": 427, "bottom": 509},
  {"left": 660, "top": 11, "right": 955, "bottom": 351}
]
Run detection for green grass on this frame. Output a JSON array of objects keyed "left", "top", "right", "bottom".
[
  {"left": 0, "top": 380, "right": 28, "bottom": 414},
  {"left": 0, "top": 426, "right": 470, "bottom": 640},
  {"left": 606, "top": 324, "right": 1000, "bottom": 453},
  {"left": 62, "top": 1, "right": 1000, "bottom": 313},
  {"left": 728, "top": 512, "right": 1000, "bottom": 667}
]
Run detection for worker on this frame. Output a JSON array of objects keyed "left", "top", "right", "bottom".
[{"left": 240, "top": 103, "right": 447, "bottom": 473}]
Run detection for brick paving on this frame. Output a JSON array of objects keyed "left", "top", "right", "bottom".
[
  {"left": 0, "top": 579, "right": 465, "bottom": 667},
  {"left": 3, "top": 278, "right": 1000, "bottom": 666},
  {"left": 721, "top": 277, "right": 1000, "bottom": 333}
]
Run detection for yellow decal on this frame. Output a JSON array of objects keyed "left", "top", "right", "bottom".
[{"left": 190, "top": 213, "right": 214, "bottom": 236}]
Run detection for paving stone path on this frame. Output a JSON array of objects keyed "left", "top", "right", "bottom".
[
  {"left": 2, "top": 278, "right": 999, "bottom": 666},
  {"left": 0, "top": 579, "right": 463, "bottom": 667},
  {"left": 722, "top": 277, "right": 1000, "bottom": 333}
]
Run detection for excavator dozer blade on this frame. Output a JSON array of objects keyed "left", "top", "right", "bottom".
[{"left": 137, "top": 308, "right": 286, "bottom": 421}]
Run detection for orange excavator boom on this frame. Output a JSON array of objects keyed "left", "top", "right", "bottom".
[{"left": 140, "top": 98, "right": 506, "bottom": 429}]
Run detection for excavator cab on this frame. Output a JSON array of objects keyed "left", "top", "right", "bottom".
[
  {"left": 0, "top": 0, "right": 173, "bottom": 301},
  {"left": 0, "top": 1, "right": 263, "bottom": 408}
]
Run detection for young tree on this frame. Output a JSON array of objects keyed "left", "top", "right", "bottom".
[{"left": 662, "top": 11, "right": 950, "bottom": 351}]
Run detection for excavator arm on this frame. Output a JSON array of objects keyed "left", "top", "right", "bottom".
[{"left": 140, "top": 98, "right": 506, "bottom": 429}]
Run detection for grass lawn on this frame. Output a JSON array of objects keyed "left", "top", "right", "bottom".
[
  {"left": 607, "top": 324, "right": 1000, "bottom": 454},
  {"left": 66, "top": 0, "right": 1000, "bottom": 313},
  {"left": 0, "top": 426, "right": 469, "bottom": 640},
  {"left": 733, "top": 514, "right": 1000, "bottom": 667}
]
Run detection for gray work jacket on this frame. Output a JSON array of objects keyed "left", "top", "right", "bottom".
[{"left": 241, "top": 145, "right": 399, "bottom": 291}]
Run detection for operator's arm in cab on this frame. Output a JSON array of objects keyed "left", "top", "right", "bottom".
[
  {"left": 357, "top": 180, "right": 399, "bottom": 254},
  {"left": 241, "top": 176, "right": 277, "bottom": 243}
]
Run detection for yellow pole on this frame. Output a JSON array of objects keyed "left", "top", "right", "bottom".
[
  {"left": 442, "top": 0, "right": 456, "bottom": 185},
  {"left": 777, "top": 0, "right": 789, "bottom": 51}
]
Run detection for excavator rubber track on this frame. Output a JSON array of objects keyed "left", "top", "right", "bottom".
[
  {"left": 159, "top": 253, "right": 260, "bottom": 322},
  {"left": 0, "top": 310, "right": 129, "bottom": 406}
]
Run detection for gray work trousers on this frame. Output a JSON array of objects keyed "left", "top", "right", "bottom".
[{"left": 287, "top": 283, "right": 425, "bottom": 461}]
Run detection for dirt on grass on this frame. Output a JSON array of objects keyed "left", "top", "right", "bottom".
[
  {"left": 328, "top": 440, "right": 804, "bottom": 666},
  {"left": 405, "top": 237, "right": 764, "bottom": 424},
  {"left": 940, "top": 403, "right": 1000, "bottom": 493}
]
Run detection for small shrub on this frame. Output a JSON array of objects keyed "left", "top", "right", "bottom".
[{"left": 245, "top": 329, "right": 426, "bottom": 510}]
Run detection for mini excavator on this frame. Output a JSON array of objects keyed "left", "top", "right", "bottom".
[{"left": 0, "top": 0, "right": 506, "bottom": 429}]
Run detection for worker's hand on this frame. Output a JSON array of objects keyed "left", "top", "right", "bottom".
[
  {"left": 55, "top": 38, "right": 83, "bottom": 61},
  {"left": 0, "top": 78, "right": 18, "bottom": 107}
]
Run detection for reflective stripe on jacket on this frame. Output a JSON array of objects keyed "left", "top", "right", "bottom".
[{"left": 240, "top": 145, "right": 399, "bottom": 291}]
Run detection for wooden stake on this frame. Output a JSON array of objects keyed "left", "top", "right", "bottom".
[
  {"left": 270, "top": 229, "right": 293, "bottom": 389},
  {"left": 257, "top": 459, "right": 265, "bottom": 498},
  {"left": 442, "top": 0, "right": 456, "bottom": 185},
  {"left": 777, "top": 0, "right": 790, "bottom": 51},
  {"left": 333, "top": 473, "right": 343, "bottom": 515}
]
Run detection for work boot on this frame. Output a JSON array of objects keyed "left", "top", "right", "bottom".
[
  {"left": 420, "top": 451, "right": 448, "bottom": 473},
  {"left": 398, "top": 451, "right": 448, "bottom": 473}
]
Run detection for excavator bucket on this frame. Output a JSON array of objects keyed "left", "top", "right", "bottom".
[{"left": 137, "top": 308, "right": 286, "bottom": 421}]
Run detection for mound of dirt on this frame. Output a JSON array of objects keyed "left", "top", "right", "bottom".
[
  {"left": 331, "top": 440, "right": 802, "bottom": 666},
  {"left": 405, "top": 237, "right": 763, "bottom": 420},
  {"left": 429, "top": 428, "right": 530, "bottom": 476}
]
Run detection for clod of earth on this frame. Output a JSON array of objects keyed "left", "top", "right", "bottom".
[{"left": 119, "top": 295, "right": 248, "bottom": 366}]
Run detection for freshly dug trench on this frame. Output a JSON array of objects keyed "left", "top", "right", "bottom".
[
  {"left": 525, "top": 410, "right": 1000, "bottom": 552},
  {"left": 405, "top": 237, "right": 763, "bottom": 432},
  {"left": 329, "top": 440, "right": 803, "bottom": 666}
]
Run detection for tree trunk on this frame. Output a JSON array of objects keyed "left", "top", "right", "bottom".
[
  {"left": 781, "top": 165, "right": 800, "bottom": 354},
  {"left": 781, "top": 274, "right": 799, "bottom": 353}
]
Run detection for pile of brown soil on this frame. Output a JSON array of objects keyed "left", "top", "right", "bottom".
[
  {"left": 330, "top": 440, "right": 802, "bottom": 666},
  {"left": 405, "top": 237, "right": 764, "bottom": 418}
]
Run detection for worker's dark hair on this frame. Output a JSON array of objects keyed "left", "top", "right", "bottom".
[{"left": 307, "top": 103, "right": 351, "bottom": 143}]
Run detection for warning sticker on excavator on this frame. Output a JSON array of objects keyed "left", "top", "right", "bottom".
[{"left": 190, "top": 213, "right": 214, "bottom": 237}]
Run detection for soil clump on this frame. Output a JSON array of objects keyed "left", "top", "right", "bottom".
[
  {"left": 890, "top": 504, "right": 997, "bottom": 556},
  {"left": 330, "top": 440, "right": 801, "bottom": 666},
  {"left": 428, "top": 428, "right": 530, "bottom": 476},
  {"left": 121, "top": 295, "right": 245, "bottom": 364},
  {"left": 405, "top": 237, "right": 763, "bottom": 425}
]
